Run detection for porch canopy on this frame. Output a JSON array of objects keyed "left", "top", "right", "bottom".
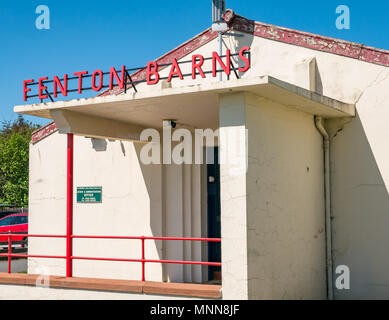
[{"left": 14, "top": 76, "right": 355, "bottom": 142}]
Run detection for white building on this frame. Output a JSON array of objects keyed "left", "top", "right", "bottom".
[{"left": 1, "top": 10, "right": 389, "bottom": 300}]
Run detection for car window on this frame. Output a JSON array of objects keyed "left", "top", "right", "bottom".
[
  {"left": 0, "top": 216, "right": 14, "bottom": 226},
  {"left": 11, "top": 216, "right": 20, "bottom": 225},
  {"left": 13, "top": 216, "right": 26, "bottom": 225},
  {"left": 19, "top": 216, "right": 28, "bottom": 224}
]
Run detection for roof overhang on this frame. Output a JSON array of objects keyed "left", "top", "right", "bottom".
[{"left": 15, "top": 76, "right": 355, "bottom": 141}]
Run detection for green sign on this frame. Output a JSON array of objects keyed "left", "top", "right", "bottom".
[{"left": 77, "top": 186, "right": 102, "bottom": 203}]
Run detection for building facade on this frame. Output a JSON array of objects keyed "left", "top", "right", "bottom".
[{"left": 2, "top": 11, "right": 389, "bottom": 299}]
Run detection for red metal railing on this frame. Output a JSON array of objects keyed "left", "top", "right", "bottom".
[
  {"left": 0, "top": 234, "right": 221, "bottom": 282},
  {"left": 67, "top": 133, "right": 74, "bottom": 277}
]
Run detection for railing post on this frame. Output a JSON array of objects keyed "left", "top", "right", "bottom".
[
  {"left": 8, "top": 235, "right": 12, "bottom": 274},
  {"left": 124, "top": 69, "right": 127, "bottom": 94},
  {"left": 66, "top": 133, "right": 74, "bottom": 277},
  {"left": 141, "top": 236, "right": 145, "bottom": 282}
]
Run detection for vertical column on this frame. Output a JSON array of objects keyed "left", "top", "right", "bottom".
[
  {"left": 219, "top": 92, "right": 249, "bottom": 299},
  {"left": 164, "top": 163, "right": 184, "bottom": 282},
  {"left": 183, "top": 164, "right": 192, "bottom": 282},
  {"left": 66, "top": 133, "right": 74, "bottom": 277},
  {"left": 191, "top": 163, "right": 202, "bottom": 283}
]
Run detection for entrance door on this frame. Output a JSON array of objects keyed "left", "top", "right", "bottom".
[{"left": 207, "top": 147, "right": 221, "bottom": 281}]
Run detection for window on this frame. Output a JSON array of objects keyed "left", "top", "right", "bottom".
[
  {"left": 19, "top": 216, "right": 28, "bottom": 224},
  {"left": 13, "top": 216, "right": 27, "bottom": 225},
  {"left": 0, "top": 216, "right": 14, "bottom": 226}
]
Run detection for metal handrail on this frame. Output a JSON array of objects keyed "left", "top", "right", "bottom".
[{"left": 0, "top": 233, "right": 221, "bottom": 282}]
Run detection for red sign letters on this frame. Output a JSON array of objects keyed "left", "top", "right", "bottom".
[{"left": 23, "top": 47, "right": 251, "bottom": 101}]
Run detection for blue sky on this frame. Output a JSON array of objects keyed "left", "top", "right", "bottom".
[{"left": 1, "top": 0, "right": 388, "bottom": 127}]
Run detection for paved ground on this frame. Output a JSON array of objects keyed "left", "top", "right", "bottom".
[
  {"left": 0, "top": 247, "right": 28, "bottom": 273},
  {"left": 0, "top": 258, "right": 27, "bottom": 273}
]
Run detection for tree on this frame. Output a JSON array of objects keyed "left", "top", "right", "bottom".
[{"left": 0, "top": 115, "right": 39, "bottom": 206}]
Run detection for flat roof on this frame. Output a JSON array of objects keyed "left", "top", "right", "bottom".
[{"left": 15, "top": 76, "right": 355, "bottom": 131}]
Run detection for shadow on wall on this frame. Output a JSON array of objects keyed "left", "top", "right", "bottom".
[
  {"left": 130, "top": 143, "right": 165, "bottom": 282},
  {"left": 89, "top": 137, "right": 206, "bottom": 283},
  {"left": 132, "top": 142, "right": 206, "bottom": 284},
  {"left": 91, "top": 138, "right": 107, "bottom": 152},
  {"left": 328, "top": 112, "right": 389, "bottom": 299},
  {"left": 314, "top": 62, "right": 323, "bottom": 95},
  {"left": 91, "top": 138, "right": 128, "bottom": 156}
]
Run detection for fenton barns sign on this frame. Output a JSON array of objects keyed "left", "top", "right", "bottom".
[{"left": 23, "top": 47, "right": 251, "bottom": 102}]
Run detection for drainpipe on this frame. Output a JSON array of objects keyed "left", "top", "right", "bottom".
[{"left": 315, "top": 116, "right": 333, "bottom": 300}]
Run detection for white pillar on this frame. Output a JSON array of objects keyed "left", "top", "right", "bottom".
[{"left": 219, "top": 92, "right": 249, "bottom": 299}]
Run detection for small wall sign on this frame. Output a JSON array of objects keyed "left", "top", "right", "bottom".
[{"left": 77, "top": 186, "right": 102, "bottom": 203}]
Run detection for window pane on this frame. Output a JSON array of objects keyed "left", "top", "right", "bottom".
[
  {"left": 13, "top": 216, "right": 23, "bottom": 225},
  {"left": 0, "top": 216, "right": 13, "bottom": 226}
]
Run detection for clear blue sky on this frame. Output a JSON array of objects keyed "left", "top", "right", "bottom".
[{"left": 1, "top": 0, "right": 388, "bottom": 127}]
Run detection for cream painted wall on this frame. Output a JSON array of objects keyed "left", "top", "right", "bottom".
[
  {"left": 327, "top": 115, "right": 389, "bottom": 299},
  {"left": 28, "top": 133, "right": 207, "bottom": 283},
  {"left": 212, "top": 32, "right": 389, "bottom": 299},
  {"left": 219, "top": 92, "right": 326, "bottom": 299},
  {"left": 28, "top": 132, "right": 67, "bottom": 276},
  {"left": 219, "top": 92, "right": 249, "bottom": 300},
  {"left": 236, "top": 32, "right": 389, "bottom": 299},
  {"left": 27, "top": 26, "right": 389, "bottom": 299},
  {"left": 245, "top": 93, "right": 326, "bottom": 299}
]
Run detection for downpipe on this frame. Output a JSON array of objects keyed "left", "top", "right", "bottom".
[{"left": 315, "top": 116, "right": 334, "bottom": 300}]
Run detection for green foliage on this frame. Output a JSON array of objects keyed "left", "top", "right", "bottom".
[{"left": 0, "top": 115, "right": 39, "bottom": 206}]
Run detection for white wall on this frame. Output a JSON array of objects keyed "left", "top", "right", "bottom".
[
  {"left": 27, "top": 27, "right": 389, "bottom": 299},
  {"left": 220, "top": 31, "right": 389, "bottom": 299},
  {"left": 28, "top": 131, "right": 67, "bottom": 276},
  {"left": 219, "top": 92, "right": 326, "bottom": 299},
  {"left": 28, "top": 133, "right": 207, "bottom": 283},
  {"left": 327, "top": 115, "right": 389, "bottom": 299},
  {"left": 245, "top": 93, "right": 326, "bottom": 299},
  {"left": 219, "top": 92, "right": 249, "bottom": 300}
]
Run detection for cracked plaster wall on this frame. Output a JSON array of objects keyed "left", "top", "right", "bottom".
[{"left": 219, "top": 92, "right": 326, "bottom": 299}]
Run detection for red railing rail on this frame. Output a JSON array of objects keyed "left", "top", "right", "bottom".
[{"left": 0, "top": 233, "right": 221, "bottom": 281}]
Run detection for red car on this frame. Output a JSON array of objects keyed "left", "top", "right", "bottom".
[{"left": 0, "top": 213, "right": 28, "bottom": 244}]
